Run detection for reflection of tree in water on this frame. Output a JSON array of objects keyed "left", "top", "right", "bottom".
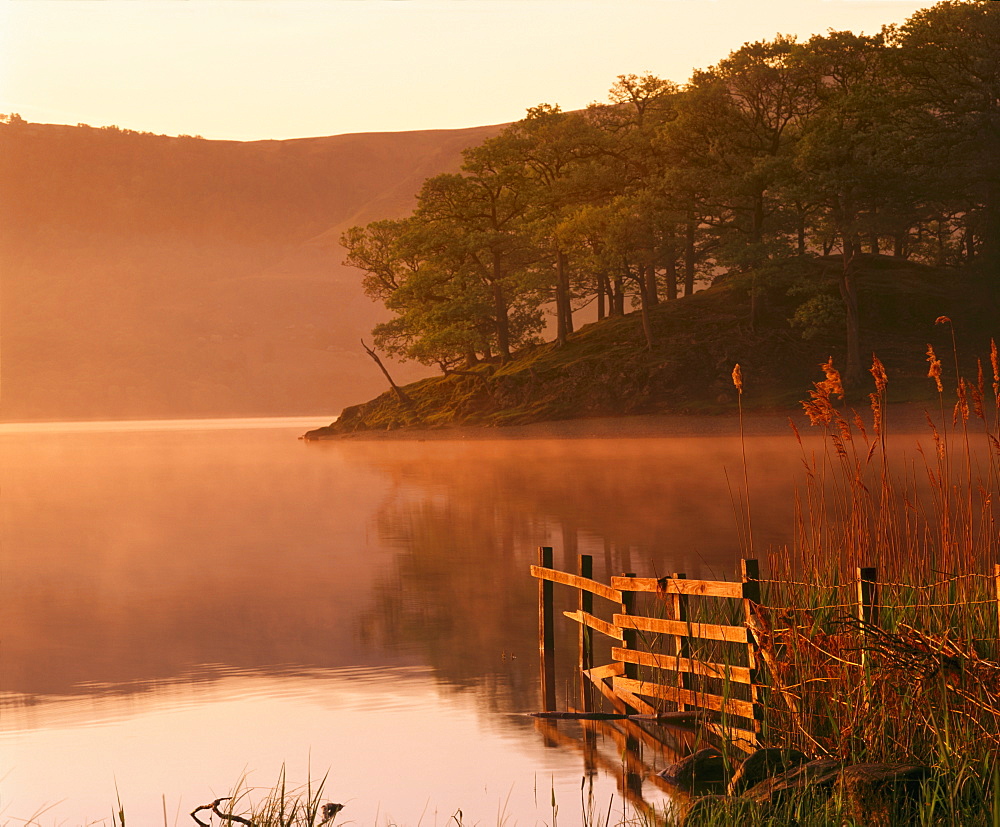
[
  {"left": 351, "top": 438, "right": 803, "bottom": 710},
  {"left": 359, "top": 488, "right": 547, "bottom": 711}
]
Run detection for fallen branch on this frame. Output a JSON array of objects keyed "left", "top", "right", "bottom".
[
  {"left": 190, "top": 797, "right": 254, "bottom": 827},
  {"left": 361, "top": 339, "right": 417, "bottom": 414}
]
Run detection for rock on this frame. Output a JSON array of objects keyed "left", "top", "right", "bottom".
[
  {"left": 836, "top": 763, "right": 931, "bottom": 827},
  {"left": 727, "top": 747, "right": 810, "bottom": 795},
  {"left": 743, "top": 759, "right": 931, "bottom": 824},
  {"left": 658, "top": 747, "right": 729, "bottom": 794},
  {"left": 743, "top": 757, "right": 844, "bottom": 806}
]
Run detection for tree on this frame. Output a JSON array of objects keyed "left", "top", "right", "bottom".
[{"left": 893, "top": 0, "right": 1000, "bottom": 291}]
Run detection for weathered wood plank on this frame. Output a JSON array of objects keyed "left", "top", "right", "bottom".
[
  {"left": 612, "top": 614, "right": 749, "bottom": 643},
  {"left": 586, "top": 666, "right": 628, "bottom": 713},
  {"left": 610, "top": 647, "right": 754, "bottom": 684},
  {"left": 613, "top": 677, "right": 759, "bottom": 720},
  {"left": 611, "top": 576, "right": 744, "bottom": 599},
  {"left": 614, "top": 688, "right": 657, "bottom": 715},
  {"left": 585, "top": 661, "right": 626, "bottom": 681},
  {"left": 530, "top": 566, "right": 623, "bottom": 602},
  {"left": 563, "top": 610, "right": 625, "bottom": 641}
]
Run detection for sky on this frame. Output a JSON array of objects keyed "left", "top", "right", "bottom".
[{"left": 1, "top": 0, "right": 935, "bottom": 142}]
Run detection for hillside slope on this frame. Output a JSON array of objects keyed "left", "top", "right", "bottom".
[
  {"left": 0, "top": 120, "right": 504, "bottom": 421},
  {"left": 306, "top": 256, "right": 996, "bottom": 436}
]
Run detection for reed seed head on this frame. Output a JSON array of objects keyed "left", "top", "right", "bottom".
[
  {"left": 820, "top": 357, "right": 843, "bottom": 398},
  {"left": 869, "top": 355, "right": 888, "bottom": 394},
  {"left": 954, "top": 378, "right": 969, "bottom": 425},
  {"left": 926, "top": 345, "right": 943, "bottom": 393},
  {"left": 991, "top": 338, "right": 999, "bottom": 398},
  {"left": 732, "top": 363, "right": 743, "bottom": 394}
]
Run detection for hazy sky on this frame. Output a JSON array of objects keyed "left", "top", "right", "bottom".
[{"left": 2, "top": 0, "right": 933, "bottom": 142}]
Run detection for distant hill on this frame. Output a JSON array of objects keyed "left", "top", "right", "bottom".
[{"left": 0, "top": 119, "right": 504, "bottom": 421}]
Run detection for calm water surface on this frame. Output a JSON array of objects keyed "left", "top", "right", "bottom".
[{"left": 1, "top": 417, "right": 843, "bottom": 825}]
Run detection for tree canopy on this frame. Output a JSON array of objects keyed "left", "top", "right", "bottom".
[{"left": 342, "top": 0, "right": 999, "bottom": 381}]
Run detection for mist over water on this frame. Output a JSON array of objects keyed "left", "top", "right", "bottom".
[{"left": 0, "top": 417, "right": 886, "bottom": 824}]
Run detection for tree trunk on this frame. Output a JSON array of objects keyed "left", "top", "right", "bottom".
[
  {"left": 555, "top": 253, "right": 569, "bottom": 346},
  {"left": 893, "top": 231, "right": 908, "bottom": 259},
  {"left": 664, "top": 258, "right": 678, "bottom": 301},
  {"left": 751, "top": 191, "right": 765, "bottom": 245},
  {"left": 839, "top": 240, "right": 862, "bottom": 390},
  {"left": 636, "top": 276, "right": 656, "bottom": 350},
  {"left": 596, "top": 270, "right": 608, "bottom": 321},
  {"left": 361, "top": 339, "right": 417, "bottom": 413},
  {"left": 613, "top": 271, "right": 625, "bottom": 316},
  {"left": 558, "top": 250, "right": 573, "bottom": 338},
  {"left": 684, "top": 215, "right": 697, "bottom": 296},
  {"left": 984, "top": 175, "right": 1000, "bottom": 305},
  {"left": 796, "top": 202, "right": 807, "bottom": 256},
  {"left": 491, "top": 252, "right": 512, "bottom": 362},
  {"left": 643, "top": 263, "right": 659, "bottom": 307}
]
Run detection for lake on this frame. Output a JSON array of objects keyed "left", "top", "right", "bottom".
[{"left": 0, "top": 415, "right": 908, "bottom": 825}]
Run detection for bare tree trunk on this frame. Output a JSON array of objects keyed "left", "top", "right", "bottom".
[
  {"left": 361, "top": 340, "right": 417, "bottom": 412},
  {"left": 596, "top": 270, "right": 608, "bottom": 320}
]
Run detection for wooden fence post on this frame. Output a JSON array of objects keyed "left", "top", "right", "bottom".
[
  {"left": 539, "top": 546, "right": 556, "bottom": 712},
  {"left": 620, "top": 572, "right": 638, "bottom": 715},
  {"left": 857, "top": 567, "right": 878, "bottom": 628},
  {"left": 667, "top": 572, "right": 690, "bottom": 712},
  {"left": 741, "top": 558, "right": 762, "bottom": 745},
  {"left": 579, "top": 554, "right": 594, "bottom": 712}
]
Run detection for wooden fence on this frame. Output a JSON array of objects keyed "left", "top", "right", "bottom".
[
  {"left": 529, "top": 548, "right": 1000, "bottom": 812},
  {"left": 531, "top": 547, "right": 766, "bottom": 751},
  {"left": 529, "top": 547, "right": 903, "bottom": 749}
]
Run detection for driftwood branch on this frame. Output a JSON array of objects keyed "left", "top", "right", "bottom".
[
  {"left": 190, "top": 798, "right": 344, "bottom": 827},
  {"left": 361, "top": 339, "right": 417, "bottom": 413},
  {"left": 190, "top": 797, "right": 255, "bottom": 827}
]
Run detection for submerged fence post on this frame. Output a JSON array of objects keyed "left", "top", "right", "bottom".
[
  {"left": 579, "top": 554, "right": 594, "bottom": 712},
  {"left": 539, "top": 546, "right": 556, "bottom": 712},
  {"left": 857, "top": 567, "right": 879, "bottom": 628}
]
